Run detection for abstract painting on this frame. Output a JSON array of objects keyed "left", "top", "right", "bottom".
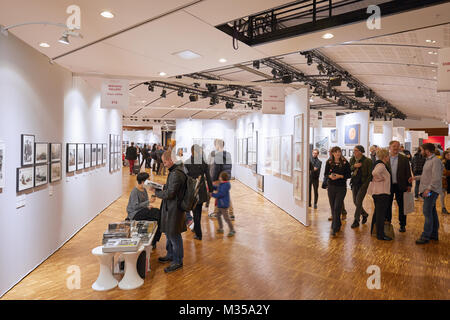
[
  {"left": 344, "top": 124, "right": 360, "bottom": 145},
  {"left": 21, "top": 134, "right": 35, "bottom": 166},
  {"left": 17, "top": 167, "right": 34, "bottom": 192},
  {"left": 281, "top": 135, "right": 292, "bottom": 177}
]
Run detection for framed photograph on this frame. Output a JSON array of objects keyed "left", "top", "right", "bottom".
[
  {"left": 247, "top": 137, "right": 253, "bottom": 165},
  {"left": 102, "top": 144, "right": 107, "bottom": 164},
  {"left": 272, "top": 137, "right": 281, "bottom": 174},
  {"left": 35, "top": 143, "right": 48, "bottom": 164},
  {"left": 243, "top": 139, "right": 248, "bottom": 165},
  {"left": 348, "top": 148, "right": 354, "bottom": 158},
  {"left": 84, "top": 144, "right": 91, "bottom": 168},
  {"left": 50, "top": 162, "right": 61, "bottom": 183},
  {"left": 294, "top": 142, "right": 302, "bottom": 171},
  {"left": 34, "top": 164, "right": 48, "bottom": 187},
  {"left": 281, "top": 135, "right": 292, "bottom": 177},
  {"left": 109, "top": 134, "right": 114, "bottom": 154},
  {"left": 21, "top": 134, "right": 35, "bottom": 166},
  {"left": 264, "top": 137, "right": 272, "bottom": 173},
  {"left": 294, "top": 114, "right": 303, "bottom": 143},
  {"left": 342, "top": 149, "right": 347, "bottom": 157},
  {"left": 330, "top": 129, "right": 338, "bottom": 143},
  {"left": 0, "top": 143, "right": 5, "bottom": 188},
  {"left": 76, "top": 143, "right": 85, "bottom": 170},
  {"left": 50, "top": 143, "right": 62, "bottom": 162},
  {"left": 256, "top": 174, "right": 264, "bottom": 192},
  {"left": 17, "top": 167, "right": 34, "bottom": 192},
  {"left": 66, "top": 143, "right": 77, "bottom": 173},
  {"left": 344, "top": 124, "right": 360, "bottom": 145},
  {"left": 115, "top": 153, "right": 120, "bottom": 171},
  {"left": 293, "top": 171, "right": 303, "bottom": 201},
  {"left": 91, "top": 144, "right": 97, "bottom": 167},
  {"left": 96, "top": 144, "right": 102, "bottom": 165},
  {"left": 247, "top": 122, "right": 254, "bottom": 138},
  {"left": 314, "top": 136, "right": 329, "bottom": 157}
]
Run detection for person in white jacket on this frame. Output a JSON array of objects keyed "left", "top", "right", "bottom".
[{"left": 367, "top": 149, "right": 393, "bottom": 241}]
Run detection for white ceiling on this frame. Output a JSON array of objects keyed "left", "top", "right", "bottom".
[{"left": 1, "top": 0, "right": 450, "bottom": 120}]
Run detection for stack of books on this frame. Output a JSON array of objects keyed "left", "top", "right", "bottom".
[
  {"left": 102, "top": 238, "right": 141, "bottom": 253},
  {"left": 135, "top": 221, "right": 157, "bottom": 244},
  {"left": 102, "top": 222, "right": 131, "bottom": 244}
]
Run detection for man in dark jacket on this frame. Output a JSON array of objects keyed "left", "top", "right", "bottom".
[
  {"left": 150, "top": 150, "right": 187, "bottom": 273},
  {"left": 349, "top": 145, "right": 372, "bottom": 228},
  {"left": 184, "top": 144, "right": 213, "bottom": 240},
  {"left": 412, "top": 146, "right": 426, "bottom": 200},
  {"left": 156, "top": 145, "right": 164, "bottom": 175},
  {"left": 387, "top": 140, "right": 412, "bottom": 232},
  {"left": 125, "top": 142, "right": 138, "bottom": 175},
  {"left": 210, "top": 139, "right": 234, "bottom": 219},
  {"left": 309, "top": 149, "right": 322, "bottom": 209},
  {"left": 139, "top": 144, "right": 150, "bottom": 170}
]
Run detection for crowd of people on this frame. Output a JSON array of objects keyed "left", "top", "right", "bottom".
[
  {"left": 125, "top": 139, "right": 234, "bottom": 273},
  {"left": 310, "top": 140, "right": 448, "bottom": 243},
  {"left": 124, "top": 143, "right": 168, "bottom": 176}
]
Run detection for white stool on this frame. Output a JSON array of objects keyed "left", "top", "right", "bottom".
[
  {"left": 118, "top": 246, "right": 144, "bottom": 290},
  {"left": 92, "top": 246, "right": 118, "bottom": 291}
]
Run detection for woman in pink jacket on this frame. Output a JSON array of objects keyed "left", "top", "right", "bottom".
[{"left": 367, "top": 149, "right": 393, "bottom": 241}]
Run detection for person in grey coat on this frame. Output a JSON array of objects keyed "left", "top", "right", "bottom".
[{"left": 149, "top": 150, "right": 187, "bottom": 273}]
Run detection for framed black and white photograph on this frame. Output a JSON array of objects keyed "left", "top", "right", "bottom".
[
  {"left": 91, "top": 144, "right": 97, "bottom": 167},
  {"left": 50, "top": 143, "right": 62, "bottom": 162},
  {"left": 84, "top": 144, "right": 91, "bottom": 168},
  {"left": 50, "top": 162, "right": 61, "bottom": 183},
  {"left": 35, "top": 143, "right": 48, "bottom": 164},
  {"left": 0, "top": 143, "right": 5, "bottom": 188},
  {"left": 96, "top": 144, "right": 102, "bottom": 165},
  {"left": 17, "top": 167, "right": 34, "bottom": 192},
  {"left": 66, "top": 143, "right": 77, "bottom": 173},
  {"left": 21, "top": 134, "right": 35, "bottom": 167},
  {"left": 342, "top": 149, "right": 347, "bottom": 157},
  {"left": 109, "top": 152, "right": 114, "bottom": 173},
  {"left": 34, "top": 164, "right": 48, "bottom": 187},
  {"left": 102, "top": 144, "right": 107, "bottom": 165},
  {"left": 109, "top": 134, "right": 114, "bottom": 154},
  {"left": 348, "top": 149, "right": 354, "bottom": 158},
  {"left": 76, "top": 143, "right": 85, "bottom": 170}
]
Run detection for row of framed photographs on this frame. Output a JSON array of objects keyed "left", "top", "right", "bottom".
[
  {"left": 17, "top": 162, "right": 62, "bottom": 192},
  {"left": 67, "top": 143, "right": 107, "bottom": 173},
  {"left": 109, "top": 134, "right": 122, "bottom": 173},
  {"left": 21, "top": 134, "right": 62, "bottom": 167}
]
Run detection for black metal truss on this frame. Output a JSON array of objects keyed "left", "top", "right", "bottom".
[{"left": 216, "top": 0, "right": 448, "bottom": 46}]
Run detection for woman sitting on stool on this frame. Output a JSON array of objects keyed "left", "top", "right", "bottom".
[{"left": 126, "top": 172, "right": 161, "bottom": 248}]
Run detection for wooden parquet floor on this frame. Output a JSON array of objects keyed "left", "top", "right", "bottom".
[{"left": 1, "top": 167, "right": 449, "bottom": 300}]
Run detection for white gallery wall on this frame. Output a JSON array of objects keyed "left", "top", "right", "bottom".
[
  {"left": 235, "top": 88, "right": 310, "bottom": 226},
  {"left": 0, "top": 34, "right": 122, "bottom": 297},
  {"left": 122, "top": 129, "right": 161, "bottom": 145},
  {"left": 369, "top": 121, "right": 393, "bottom": 148}
]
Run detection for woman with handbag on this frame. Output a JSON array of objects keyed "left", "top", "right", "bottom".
[
  {"left": 367, "top": 149, "right": 393, "bottom": 241},
  {"left": 324, "top": 146, "right": 351, "bottom": 236}
]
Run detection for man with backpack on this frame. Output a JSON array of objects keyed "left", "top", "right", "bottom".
[{"left": 149, "top": 150, "right": 188, "bottom": 273}]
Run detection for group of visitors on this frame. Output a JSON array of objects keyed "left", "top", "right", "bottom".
[
  {"left": 125, "top": 139, "right": 235, "bottom": 273},
  {"left": 310, "top": 140, "right": 447, "bottom": 244},
  {"left": 125, "top": 143, "right": 167, "bottom": 176}
]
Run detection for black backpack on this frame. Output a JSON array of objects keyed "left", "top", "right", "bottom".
[{"left": 178, "top": 169, "right": 202, "bottom": 212}]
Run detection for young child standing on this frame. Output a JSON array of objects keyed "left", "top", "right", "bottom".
[{"left": 211, "top": 171, "right": 235, "bottom": 237}]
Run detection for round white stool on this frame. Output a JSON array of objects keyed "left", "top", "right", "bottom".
[
  {"left": 118, "top": 247, "right": 144, "bottom": 290},
  {"left": 91, "top": 246, "right": 118, "bottom": 291}
]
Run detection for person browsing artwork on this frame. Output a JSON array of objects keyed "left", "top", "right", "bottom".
[{"left": 211, "top": 171, "right": 235, "bottom": 237}]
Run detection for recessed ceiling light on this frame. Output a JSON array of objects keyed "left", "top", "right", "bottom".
[
  {"left": 173, "top": 50, "right": 202, "bottom": 60},
  {"left": 219, "top": 58, "right": 227, "bottom": 63},
  {"left": 159, "top": 72, "right": 167, "bottom": 76},
  {"left": 426, "top": 39, "right": 437, "bottom": 43},
  {"left": 100, "top": 11, "right": 114, "bottom": 19},
  {"left": 322, "top": 33, "right": 334, "bottom": 39},
  {"left": 430, "top": 62, "right": 436, "bottom": 65},
  {"left": 432, "top": 69, "right": 436, "bottom": 72},
  {"left": 39, "top": 42, "right": 50, "bottom": 48},
  {"left": 428, "top": 51, "right": 438, "bottom": 55}
]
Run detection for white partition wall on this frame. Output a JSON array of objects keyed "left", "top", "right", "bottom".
[
  {"left": 235, "top": 88, "right": 310, "bottom": 226},
  {"left": 0, "top": 33, "right": 122, "bottom": 297},
  {"left": 369, "top": 121, "right": 393, "bottom": 148},
  {"left": 122, "top": 130, "right": 161, "bottom": 145}
]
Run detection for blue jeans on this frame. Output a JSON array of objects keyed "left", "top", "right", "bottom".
[
  {"left": 166, "top": 233, "right": 184, "bottom": 265},
  {"left": 421, "top": 191, "right": 440, "bottom": 239}
]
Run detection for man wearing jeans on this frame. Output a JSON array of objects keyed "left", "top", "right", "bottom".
[
  {"left": 414, "top": 143, "right": 442, "bottom": 244},
  {"left": 309, "top": 149, "right": 322, "bottom": 209},
  {"left": 150, "top": 151, "right": 187, "bottom": 273}
]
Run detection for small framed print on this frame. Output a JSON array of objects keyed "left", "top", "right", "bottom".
[
  {"left": 66, "top": 143, "right": 77, "bottom": 173},
  {"left": 21, "top": 134, "right": 35, "bottom": 167},
  {"left": 50, "top": 143, "right": 62, "bottom": 162},
  {"left": 91, "top": 144, "right": 97, "bottom": 167},
  {"left": 76, "top": 143, "right": 85, "bottom": 170},
  {"left": 35, "top": 143, "right": 49, "bottom": 164},
  {"left": 342, "top": 149, "right": 347, "bottom": 157},
  {"left": 294, "top": 142, "right": 302, "bottom": 171},
  {"left": 109, "top": 152, "right": 114, "bottom": 173},
  {"left": 34, "top": 164, "right": 48, "bottom": 187},
  {"left": 102, "top": 144, "right": 107, "bottom": 165},
  {"left": 50, "top": 162, "right": 61, "bottom": 183},
  {"left": 96, "top": 144, "right": 102, "bottom": 165},
  {"left": 293, "top": 171, "right": 303, "bottom": 201},
  {"left": 17, "top": 167, "right": 34, "bottom": 192},
  {"left": 84, "top": 144, "right": 91, "bottom": 169},
  {"left": 294, "top": 114, "right": 303, "bottom": 143}
]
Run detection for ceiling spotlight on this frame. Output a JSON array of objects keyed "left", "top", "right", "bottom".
[
  {"left": 306, "top": 55, "right": 313, "bottom": 66},
  {"left": 253, "top": 60, "right": 260, "bottom": 69},
  {"left": 317, "top": 64, "right": 326, "bottom": 74},
  {"left": 322, "top": 33, "right": 334, "bottom": 39},
  {"left": 241, "top": 91, "right": 246, "bottom": 97},
  {"left": 225, "top": 101, "right": 234, "bottom": 109},
  {"left": 219, "top": 58, "right": 227, "bottom": 63},
  {"left": 177, "top": 90, "right": 184, "bottom": 97},
  {"left": 282, "top": 73, "right": 293, "bottom": 84},
  {"left": 250, "top": 93, "right": 258, "bottom": 100},
  {"left": 39, "top": 42, "right": 50, "bottom": 48},
  {"left": 271, "top": 68, "right": 278, "bottom": 78},
  {"left": 346, "top": 82, "right": 355, "bottom": 89},
  {"left": 147, "top": 84, "right": 154, "bottom": 92},
  {"left": 189, "top": 93, "right": 198, "bottom": 102},
  {"left": 159, "top": 72, "right": 167, "bottom": 76},
  {"left": 234, "top": 91, "right": 240, "bottom": 98},
  {"left": 160, "top": 89, "right": 167, "bottom": 98},
  {"left": 426, "top": 39, "right": 437, "bottom": 43},
  {"left": 428, "top": 51, "right": 438, "bottom": 55},
  {"left": 58, "top": 34, "right": 70, "bottom": 45},
  {"left": 100, "top": 11, "right": 115, "bottom": 18}
]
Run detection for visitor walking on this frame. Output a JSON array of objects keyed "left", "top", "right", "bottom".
[
  {"left": 412, "top": 146, "right": 426, "bottom": 200},
  {"left": 125, "top": 142, "right": 138, "bottom": 175},
  {"left": 309, "top": 149, "right": 322, "bottom": 209},
  {"left": 211, "top": 171, "right": 235, "bottom": 237}
]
